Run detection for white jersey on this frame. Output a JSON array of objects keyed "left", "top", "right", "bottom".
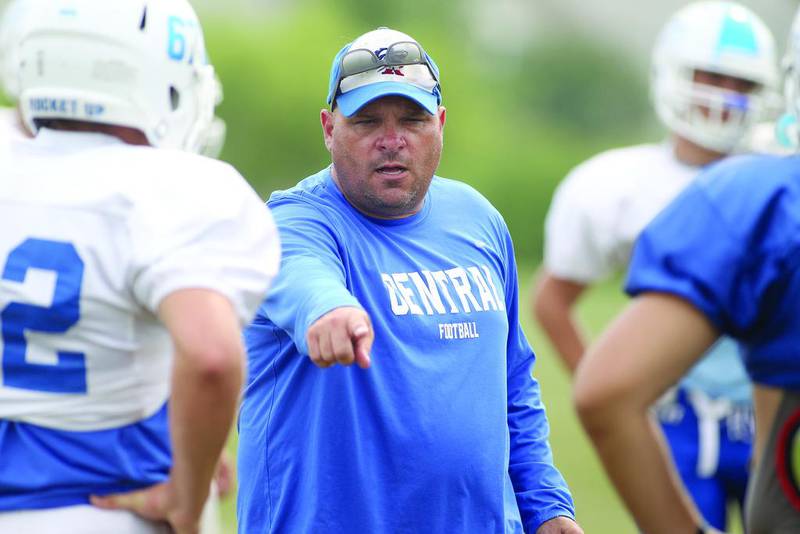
[
  {"left": 0, "top": 107, "right": 30, "bottom": 143},
  {"left": 0, "top": 128, "right": 280, "bottom": 511},
  {"left": 0, "top": 129, "right": 278, "bottom": 430},
  {"left": 544, "top": 141, "right": 751, "bottom": 404},
  {"left": 544, "top": 143, "right": 696, "bottom": 283}
]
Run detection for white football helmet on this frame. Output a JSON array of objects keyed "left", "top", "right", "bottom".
[
  {"left": 10, "top": 0, "right": 219, "bottom": 152},
  {"left": 651, "top": 1, "right": 779, "bottom": 153},
  {"left": 779, "top": 8, "right": 800, "bottom": 150},
  {"left": 0, "top": 0, "right": 34, "bottom": 100}
]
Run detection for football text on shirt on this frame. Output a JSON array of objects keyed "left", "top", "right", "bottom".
[{"left": 381, "top": 265, "right": 504, "bottom": 340}]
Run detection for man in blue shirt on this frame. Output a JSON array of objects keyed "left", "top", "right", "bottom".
[
  {"left": 573, "top": 7, "right": 800, "bottom": 533},
  {"left": 238, "top": 27, "right": 581, "bottom": 534}
]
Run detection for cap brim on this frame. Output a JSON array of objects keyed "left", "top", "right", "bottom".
[{"left": 336, "top": 82, "right": 438, "bottom": 117}]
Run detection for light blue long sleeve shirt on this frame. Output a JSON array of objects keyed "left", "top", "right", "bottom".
[{"left": 238, "top": 168, "right": 575, "bottom": 533}]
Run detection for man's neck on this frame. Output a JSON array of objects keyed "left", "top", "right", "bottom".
[{"left": 672, "top": 134, "right": 727, "bottom": 167}]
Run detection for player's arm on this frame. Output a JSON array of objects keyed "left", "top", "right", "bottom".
[
  {"left": 255, "top": 195, "right": 372, "bottom": 369},
  {"left": 535, "top": 166, "right": 616, "bottom": 375},
  {"left": 531, "top": 270, "right": 588, "bottom": 374},
  {"left": 573, "top": 292, "right": 719, "bottom": 534},
  {"left": 93, "top": 289, "right": 244, "bottom": 534},
  {"left": 159, "top": 289, "right": 245, "bottom": 529}
]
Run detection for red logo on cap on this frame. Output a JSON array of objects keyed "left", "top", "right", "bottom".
[
  {"left": 381, "top": 67, "right": 404, "bottom": 76},
  {"left": 375, "top": 48, "right": 404, "bottom": 77}
]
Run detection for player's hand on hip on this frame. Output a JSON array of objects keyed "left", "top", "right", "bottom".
[
  {"left": 306, "top": 306, "right": 373, "bottom": 369},
  {"left": 91, "top": 481, "right": 200, "bottom": 534},
  {"left": 535, "top": 516, "right": 584, "bottom": 534},
  {"left": 214, "top": 450, "right": 234, "bottom": 499}
]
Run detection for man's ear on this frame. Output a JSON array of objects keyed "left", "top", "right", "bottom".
[
  {"left": 320, "top": 108, "right": 335, "bottom": 151},
  {"left": 437, "top": 106, "right": 446, "bottom": 131}
]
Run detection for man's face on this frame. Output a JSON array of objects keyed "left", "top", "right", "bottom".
[
  {"left": 321, "top": 95, "right": 446, "bottom": 219},
  {"left": 693, "top": 69, "right": 758, "bottom": 122},
  {"left": 693, "top": 69, "right": 758, "bottom": 94}
]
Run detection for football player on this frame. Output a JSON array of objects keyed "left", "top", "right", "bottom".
[
  {"left": 0, "top": 1, "right": 280, "bottom": 534},
  {"left": 575, "top": 4, "right": 800, "bottom": 533},
  {"left": 533, "top": 2, "right": 778, "bottom": 531}
]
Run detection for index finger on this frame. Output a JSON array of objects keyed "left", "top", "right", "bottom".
[{"left": 353, "top": 325, "right": 373, "bottom": 369}]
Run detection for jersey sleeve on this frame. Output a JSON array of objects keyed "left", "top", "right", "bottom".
[
  {"left": 255, "top": 193, "right": 362, "bottom": 355},
  {"left": 129, "top": 159, "right": 280, "bottom": 325},
  {"left": 544, "top": 163, "right": 622, "bottom": 283},
  {"left": 625, "top": 156, "right": 791, "bottom": 336},
  {"left": 497, "top": 217, "right": 576, "bottom": 530}
]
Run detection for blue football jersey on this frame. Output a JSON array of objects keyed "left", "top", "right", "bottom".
[{"left": 626, "top": 154, "right": 800, "bottom": 389}]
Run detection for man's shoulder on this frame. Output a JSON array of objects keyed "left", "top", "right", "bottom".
[
  {"left": 430, "top": 175, "right": 498, "bottom": 213},
  {"left": 660, "top": 154, "right": 800, "bottom": 252},
  {"left": 41, "top": 141, "right": 258, "bottom": 224},
  {"left": 565, "top": 143, "right": 669, "bottom": 185},
  {"left": 112, "top": 144, "right": 242, "bottom": 183},
  {"left": 700, "top": 152, "right": 795, "bottom": 188},
  {"left": 549, "top": 143, "right": 669, "bottom": 217},
  {"left": 26, "top": 136, "right": 244, "bottom": 189},
  {"left": 696, "top": 153, "right": 799, "bottom": 210},
  {"left": 267, "top": 168, "right": 333, "bottom": 206}
]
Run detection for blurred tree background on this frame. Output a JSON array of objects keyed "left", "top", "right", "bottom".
[
  {"left": 192, "top": 0, "right": 793, "bottom": 262},
  {"left": 200, "top": 0, "right": 655, "bottom": 264},
  {"left": 3, "top": 0, "right": 792, "bottom": 261}
]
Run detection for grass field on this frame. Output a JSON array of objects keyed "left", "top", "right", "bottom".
[{"left": 217, "top": 265, "right": 743, "bottom": 533}]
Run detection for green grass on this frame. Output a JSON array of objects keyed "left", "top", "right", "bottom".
[
  {"left": 217, "top": 265, "right": 743, "bottom": 533},
  {"left": 520, "top": 267, "right": 637, "bottom": 532}
]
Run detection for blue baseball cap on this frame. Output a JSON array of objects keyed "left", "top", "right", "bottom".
[{"left": 326, "top": 27, "right": 442, "bottom": 117}]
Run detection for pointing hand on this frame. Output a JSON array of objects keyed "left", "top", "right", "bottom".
[{"left": 306, "top": 307, "right": 374, "bottom": 369}]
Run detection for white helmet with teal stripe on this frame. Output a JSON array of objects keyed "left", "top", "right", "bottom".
[
  {"left": 8, "top": 0, "right": 219, "bottom": 152},
  {"left": 651, "top": 1, "right": 779, "bottom": 153}
]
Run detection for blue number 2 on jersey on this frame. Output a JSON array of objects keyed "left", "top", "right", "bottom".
[{"left": 2, "top": 238, "right": 86, "bottom": 394}]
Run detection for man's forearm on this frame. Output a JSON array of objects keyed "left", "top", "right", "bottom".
[
  {"left": 575, "top": 293, "right": 721, "bottom": 533},
  {"left": 264, "top": 254, "right": 361, "bottom": 354},
  {"left": 532, "top": 273, "right": 588, "bottom": 374},
  {"left": 507, "top": 358, "right": 576, "bottom": 531},
  {"left": 578, "top": 404, "right": 702, "bottom": 534},
  {"left": 169, "top": 345, "right": 244, "bottom": 523},
  {"left": 536, "top": 304, "right": 587, "bottom": 374}
]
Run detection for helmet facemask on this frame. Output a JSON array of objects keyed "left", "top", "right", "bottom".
[
  {"left": 654, "top": 66, "right": 774, "bottom": 153},
  {"left": 651, "top": 1, "right": 779, "bottom": 154}
]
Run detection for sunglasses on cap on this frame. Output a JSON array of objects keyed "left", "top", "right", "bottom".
[{"left": 332, "top": 41, "right": 440, "bottom": 95}]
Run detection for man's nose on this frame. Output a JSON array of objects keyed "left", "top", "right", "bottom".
[{"left": 376, "top": 124, "right": 407, "bottom": 151}]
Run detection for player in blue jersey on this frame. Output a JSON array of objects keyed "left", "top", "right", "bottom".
[
  {"left": 0, "top": 1, "right": 280, "bottom": 533},
  {"left": 237, "top": 26, "right": 582, "bottom": 534},
  {"left": 574, "top": 6, "right": 800, "bottom": 533},
  {"left": 533, "top": 3, "right": 778, "bottom": 530}
]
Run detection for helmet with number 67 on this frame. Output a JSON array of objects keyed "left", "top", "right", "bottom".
[
  {"left": 0, "top": 0, "right": 34, "bottom": 100},
  {"left": 651, "top": 1, "right": 779, "bottom": 153},
  {"left": 8, "top": 0, "right": 219, "bottom": 152}
]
